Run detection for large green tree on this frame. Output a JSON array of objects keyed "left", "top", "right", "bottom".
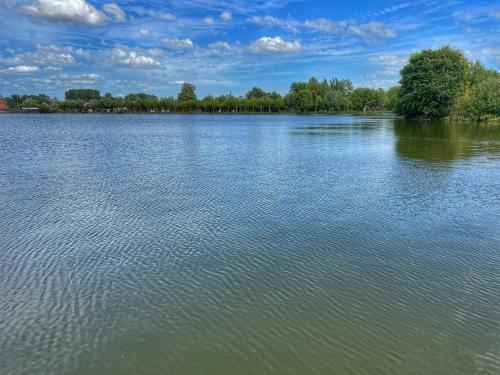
[
  {"left": 451, "top": 62, "right": 500, "bottom": 120},
  {"left": 350, "top": 88, "right": 385, "bottom": 111},
  {"left": 245, "top": 87, "right": 266, "bottom": 99},
  {"left": 65, "top": 89, "right": 101, "bottom": 101},
  {"left": 177, "top": 83, "right": 197, "bottom": 101},
  {"left": 470, "top": 76, "right": 500, "bottom": 118},
  {"left": 397, "top": 46, "right": 468, "bottom": 119}
]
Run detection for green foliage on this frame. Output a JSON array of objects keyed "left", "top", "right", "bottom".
[
  {"left": 330, "top": 78, "right": 353, "bottom": 96},
  {"left": 397, "top": 46, "right": 468, "bottom": 119},
  {"left": 397, "top": 46, "right": 499, "bottom": 121},
  {"left": 38, "top": 103, "right": 57, "bottom": 113},
  {"left": 451, "top": 61, "right": 500, "bottom": 121},
  {"left": 245, "top": 87, "right": 266, "bottom": 99},
  {"left": 467, "top": 76, "right": 500, "bottom": 120},
  {"left": 1, "top": 46, "right": 497, "bottom": 119},
  {"left": 285, "top": 76, "right": 384, "bottom": 113},
  {"left": 385, "top": 86, "right": 400, "bottom": 111},
  {"left": 7, "top": 47, "right": 495, "bottom": 119},
  {"left": 350, "top": 88, "right": 385, "bottom": 111},
  {"left": 178, "top": 83, "right": 197, "bottom": 102},
  {"left": 5, "top": 77, "right": 394, "bottom": 114},
  {"left": 465, "top": 61, "right": 498, "bottom": 87},
  {"left": 65, "top": 89, "right": 101, "bottom": 101},
  {"left": 294, "top": 89, "right": 314, "bottom": 112},
  {"left": 2, "top": 94, "right": 55, "bottom": 109},
  {"left": 21, "top": 100, "right": 40, "bottom": 108}
]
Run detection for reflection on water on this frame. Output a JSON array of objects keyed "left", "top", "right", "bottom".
[
  {"left": 394, "top": 119, "right": 500, "bottom": 162},
  {"left": 293, "top": 117, "right": 385, "bottom": 136},
  {"left": 293, "top": 124, "right": 381, "bottom": 137},
  {"left": 0, "top": 114, "right": 499, "bottom": 375}
]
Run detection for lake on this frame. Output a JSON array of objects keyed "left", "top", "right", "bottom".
[{"left": 1, "top": 114, "right": 499, "bottom": 375}]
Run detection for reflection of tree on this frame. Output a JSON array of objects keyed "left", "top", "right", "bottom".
[{"left": 394, "top": 120, "right": 500, "bottom": 162}]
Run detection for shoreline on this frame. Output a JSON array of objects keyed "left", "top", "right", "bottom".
[
  {"left": 0, "top": 110, "right": 397, "bottom": 116},
  {"left": 2, "top": 111, "right": 498, "bottom": 123}
]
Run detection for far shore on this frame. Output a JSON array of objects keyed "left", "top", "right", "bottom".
[
  {"left": 0, "top": 110, "right": 397, "bottom": 116},
  {"left": 2, "top": 111, "right": 498, "bottom": 123}
]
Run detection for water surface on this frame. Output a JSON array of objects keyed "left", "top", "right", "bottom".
[{"left": 1, "top": 114, "right": 499, "bottom": 374}]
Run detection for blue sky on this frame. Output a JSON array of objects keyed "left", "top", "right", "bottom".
[{"left": 0, "top": 0, "right": 499, "bottom": 98}]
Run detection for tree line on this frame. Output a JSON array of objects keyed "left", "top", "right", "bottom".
[
  {"left": 1, "top": 46, "right": 498, "bottom": 121},
  {"left": 0, "top": 79, "right": 398, "bottom": 115}
]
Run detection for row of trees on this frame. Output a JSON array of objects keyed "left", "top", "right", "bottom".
[
  {"left": 0, "top": 94, "right": 54, "bottom": 109},
  {"left": 2, "top": 46, "right": 497, "bottom": 120},
  {"left": 1, "top": 79, "right": 399, "bottom": 114},
  {"left": 285, "top": 78, "right": 399, "bottom": 112},
  {"left": 397, "top": 46, "right": 500, "bottom": 121}
]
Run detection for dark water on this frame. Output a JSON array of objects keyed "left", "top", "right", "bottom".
[{"left": 1, "top": 114, "right": 499, "bottom": 375}]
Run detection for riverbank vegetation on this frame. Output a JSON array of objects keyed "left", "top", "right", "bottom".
[
  {"left": 396, "top": 46, "right": 499, "bottom": 122},
  {"left": 0, "top": 79, "right": 396, "bottom": 115},
  {"left": 0, "top": 46, "right": 498, "bottom": 121}
]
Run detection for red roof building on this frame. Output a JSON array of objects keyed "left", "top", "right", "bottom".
[{"left": 0, "top": 101, "right": 9, "bottom": 111}]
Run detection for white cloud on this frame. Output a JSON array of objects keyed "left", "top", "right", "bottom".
[
  {"left": 203, "top": 17, "right": 215, "bottom": 25},
  {"left": 304, "top": 18, "right": 396, "bottom": 42},
  {"left": 208, "top": 41, "right": 231, "bottom": 52},
  {"left": 74, "top": 48, "right": 91, "bottom": 59},
  {"left": 0, "top": 44, "right": 78, "bottom": 66},
  {"left": 103, "top": 3, "right": 125, "bottom": 23},
  {"left": 162, "top": 38, "right": 194, "bottom": 50},
  {"left": 304, "top": 19, "right": 350, "bottom": 33},
  {"left": 146, "top": 48, "right": 165, "bottom": 57},
  {"left": 453, "top": 11, "right": 473, "bottom": 21},
  {"left": 139, "top": 28, "right": 152, "bottom": 37},
  {"left": 481, "top": 47, "right": 500, "bottom": 63},
  {"left": 368, "top": 54, "right": 407, "bottom": 66},
  {"left": 37, "top": 45, "right": 76, "bottom": 65},
  {"left": 23, "top": 0, "right": 106, "bottom": 26},
  {"left": 54, "top": 73, "right": 104, "bottom": 83},
  {"left": 249, "top": 15, "right": 300, "bottom": 33},
  {"left": 146, "top": 10, "right": 176, "bottom": 21},
  {"left": 110, "top": 46, "right": 161, "bottom": 68},
  {"left": 44, "top": 66, "right": 63, "bottom": 71},
  {"left": 220, "top": 11, "right": 232, "bottom": 21},
  {"left": 29, "top": 73, "right": 105, "bottom": 88},
  {"left": 249, "top": 36, "right": 301, "bottom": 54},
  {"left": 492, "top": 11, "right": 500, "bottom": 19},
  {"left": 7, "top": 65, "right": 40, "bottom": 73},
  {"left": 368, "top": 3, "right": 413, "bottom": 17},
  {"left": 350, "top": 22, "right": 396, "bottom": 40},
  {"left": 465, "top": 26, "right": 479, "bottom": 33},
  {"left": 358, "top": 78, "right": 398, "bottom": 89}
]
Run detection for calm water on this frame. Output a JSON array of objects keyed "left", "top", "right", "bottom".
[{"left": 1, "top": 114, "right": 499, "bottom": 375}]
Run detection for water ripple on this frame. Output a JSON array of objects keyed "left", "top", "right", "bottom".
[{"left": 0, "top": 114, "right": 499, "bottom": 374}]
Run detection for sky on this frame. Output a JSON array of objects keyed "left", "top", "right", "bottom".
[{"left": 0, "top": 0, "right": 499, "bottom": 98}]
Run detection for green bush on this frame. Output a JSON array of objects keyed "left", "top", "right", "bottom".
[
  {"left": 397, "top": 46, "right": 468, "bottom": 119},
  {"left": 471, "top": 76, "right": 500, "bottom": 117}
]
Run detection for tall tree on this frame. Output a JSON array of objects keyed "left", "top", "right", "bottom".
[
  {"left": 245, "top": 87, "right": 266, "bottom": 99},
  {"left": 178, "top": 83, "right": 197, "bottom": 101},
  {"left": 65, "top": 89, "right": 101, "bottom": 101},
  {"left": 397, "top": 46, "right": 468, "bottom": 119}
]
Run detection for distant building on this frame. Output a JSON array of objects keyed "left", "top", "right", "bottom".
[
  {"left": 0, "top": 101, "right": 9, "bottom": 111},
  {"left": 19, "top": 107, "right": 39, "bottom": 112}
]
